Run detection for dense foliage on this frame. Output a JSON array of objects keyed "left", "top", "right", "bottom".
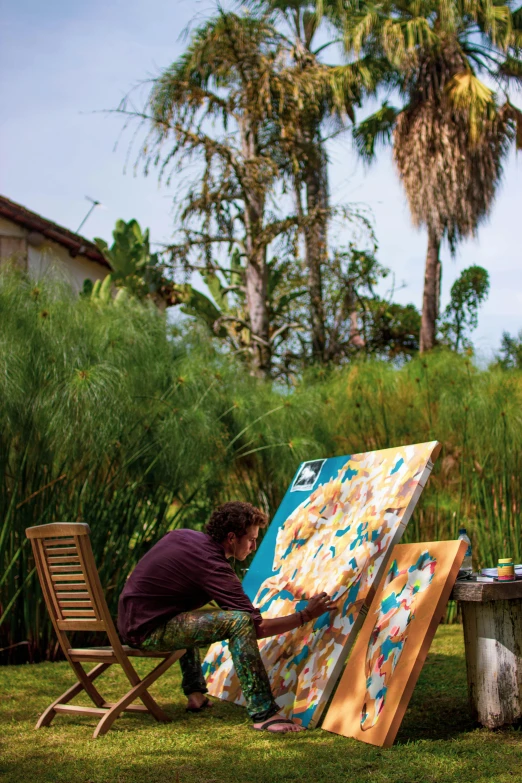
[
  {"left": 343, "top": 0, "right": 522, "bottom": 351},
  {"left": 121, "top": 7, "right": 415, "bottom": 377},
  {"left": 118, "top": 1, "right": 521, "bottom": 373},
  {"left": 2, "top": 271, "right": 521, "bottom": 660},
  {"left": 496, "top": 329, "right": 522, "bottom": 369}
]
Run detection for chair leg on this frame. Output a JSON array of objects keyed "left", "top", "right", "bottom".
[
  {"left": 36, "top": 663, "right": 110, "bottom": 729},
  {"left": 93, "top": 651, "right": 183, "bottom": 738},
  {"left": 71, "top": 661, "right": 106, "bottom": 707}
]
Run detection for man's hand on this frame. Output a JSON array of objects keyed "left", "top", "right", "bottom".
[
  {"left": 303, "top": 592, "right": 338, "bottom": 621},
  {"left": 256, "top": 591, "right": 338, "bottom": 639}
]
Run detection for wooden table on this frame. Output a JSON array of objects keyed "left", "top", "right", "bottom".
[{"left": 450, "top": 579, "right": 522, "bottom": 728}]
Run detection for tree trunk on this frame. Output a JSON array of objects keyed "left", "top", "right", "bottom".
[
  {"left": 420, "top": 228, "right": 441, "bottom": 353},
  {"left": 245, "top": 248, "right": 270, "bottom": 377},
  {"left": 244, "top": 197, "right": 270, "bottom": 376},
  {"left": 304, "top": 147, "right": 328, "bottom": 362},
  {"left": 240, "top": 119, "right": 271, "bottom": 378},
  {"left": 349, "top": 308, "right": 365, "bottom": 349}
]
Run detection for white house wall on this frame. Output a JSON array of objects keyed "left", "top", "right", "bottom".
[
  {"left": 27, "top": 243, "right": 108, "bottom": 293},
  {"left": 0, "top": 215, "right": 108, "bottom": 293}
]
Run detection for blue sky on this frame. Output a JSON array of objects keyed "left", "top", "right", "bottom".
[{"left": 1, "top": 0, "right": 521, "bottom": 361}]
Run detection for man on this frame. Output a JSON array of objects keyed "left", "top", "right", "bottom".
[{"left": 118, "top": 500, "right": 336, "bottom": 733}]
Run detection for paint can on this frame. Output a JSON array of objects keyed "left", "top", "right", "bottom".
[{"left": 497, "top": 558, "right": 515, "bottom": 581}]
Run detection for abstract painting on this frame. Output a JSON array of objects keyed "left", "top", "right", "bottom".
[
  {"left": 202, "top": 442, "right": 441, "bottom": 728},
  {"left": 322, "top": 539, "right": 466, "bottom": 746}
]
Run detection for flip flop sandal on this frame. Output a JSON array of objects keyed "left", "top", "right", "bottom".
[
  {"left": 185, "top": 697, "right": 212, "bottom": 713},
  {"left": 252, "top": 717, "right": 300, "bottom": 732}
]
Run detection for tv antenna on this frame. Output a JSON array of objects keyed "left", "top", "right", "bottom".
[{"left": 76, "top": 197, "right": 101, "bottom": 234}]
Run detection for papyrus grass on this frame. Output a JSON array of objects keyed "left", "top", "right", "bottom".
[{"left": 2, "top": 270, "right": 521, "bottom": 658}]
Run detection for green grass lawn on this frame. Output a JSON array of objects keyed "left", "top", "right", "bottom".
[{"left": 1, "top": 626, "right": 521, "bottom": 783}]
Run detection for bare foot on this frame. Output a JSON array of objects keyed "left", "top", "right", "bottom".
[
  {"left": 252, "top": 711, "right": 305, "bottom": 733},
  {"left": 186, "top": 692, "right": 212, "bottom": 711}
]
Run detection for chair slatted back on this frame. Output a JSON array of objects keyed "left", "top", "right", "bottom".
[
  {"left": 27, "top": 523, "right": 113, "bottom": 635},
  {"left": 26, "top": 522, "right": 183, "bottom": 738}
]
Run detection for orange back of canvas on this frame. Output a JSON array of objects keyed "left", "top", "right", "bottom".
[{"left": 322, "top": 539, "right": 466, "bottom": 747}]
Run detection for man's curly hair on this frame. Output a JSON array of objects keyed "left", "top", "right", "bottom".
[{"left": 206, "top": 501, "right": 268, "bottom": 543}]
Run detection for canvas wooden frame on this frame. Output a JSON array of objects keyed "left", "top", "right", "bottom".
[
  {"left": 203, "top": 441, "right": 441, "bottom": 728},
  {"left": 322, "top": 539, "right": 467, "bottom": 746}
]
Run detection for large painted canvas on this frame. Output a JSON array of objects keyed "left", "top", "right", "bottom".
[
  {"left": 322, "top": 540, "right": 467, "bottom": 746},
  {"left": 202, "top": 442, "right": 441, "bottom": 728}
]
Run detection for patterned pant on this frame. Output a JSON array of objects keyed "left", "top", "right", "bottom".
[{"left": 140, "top": 609, "right": 279, "bottom": 721}]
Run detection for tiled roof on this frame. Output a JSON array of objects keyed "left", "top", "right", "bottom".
[{"left": 0, "top": 194, "right": 111, "bottom": 269}]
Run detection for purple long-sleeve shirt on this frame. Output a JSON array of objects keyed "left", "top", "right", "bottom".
[{"left": 117, "top": 528, "right": 262, "bottom": 645}]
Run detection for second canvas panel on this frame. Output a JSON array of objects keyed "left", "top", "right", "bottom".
[
  {"left": 322, "top": 539, "right": 466, "bottom": 746},
  {"left": 202, "top": 442, "right": 441, "bottom": 728}
]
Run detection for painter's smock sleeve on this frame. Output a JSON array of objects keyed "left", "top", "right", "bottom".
[{"left": 199, "top": 559, "right": 263, "bottom": 635}]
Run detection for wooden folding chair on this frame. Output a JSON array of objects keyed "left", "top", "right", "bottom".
[{"left": 26, "top": 522, "right": 185, "bottom": 738}]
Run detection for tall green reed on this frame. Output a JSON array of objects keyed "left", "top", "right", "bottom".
[
  {"left": 0, "top": 271, "right": 320, "bottom": 660},
  {"left": 2, "top": 270, "right": 521, "bottom": 655},
  {"left": 318, "top": 354, "right": 522, "bottom": 576},
  {"left": 0, "top": 274, "right": 195, "bottom": 658}
]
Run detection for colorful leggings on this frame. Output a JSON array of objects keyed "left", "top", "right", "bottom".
[{"left": 140, "top": 609, "right": 279, "bottom": 722}]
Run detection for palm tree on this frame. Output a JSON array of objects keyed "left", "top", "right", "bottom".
[
  {"left": 127, "top": 11, "right": 301, "bottom": 377},
  {"left": 332, "top": 0, "right": 522, "bottom": 351},
  {"left": 246, "top": 0, "right": 382, "bottom": 361}
]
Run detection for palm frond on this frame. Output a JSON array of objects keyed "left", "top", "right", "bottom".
[
  {"left": 498, "top": 54, "right": 522, "bottom": 84},
  {"left": 352, "top": 102, "right": 400, "bottom": 162},
  {"left": 505, "top": 100, "right": 522, "bottom": 149},
  {"left": 393, "top": 87, "right": 513, "bottom": 246},
  {"left": 445, "top": 71, "right": 496, "bottom": 142},
  {"left": 477, "top": 1, "right": 514, "bottom": 51},
  {"left": 149, "top": 11, "right": 282, "bottom": 129}
]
